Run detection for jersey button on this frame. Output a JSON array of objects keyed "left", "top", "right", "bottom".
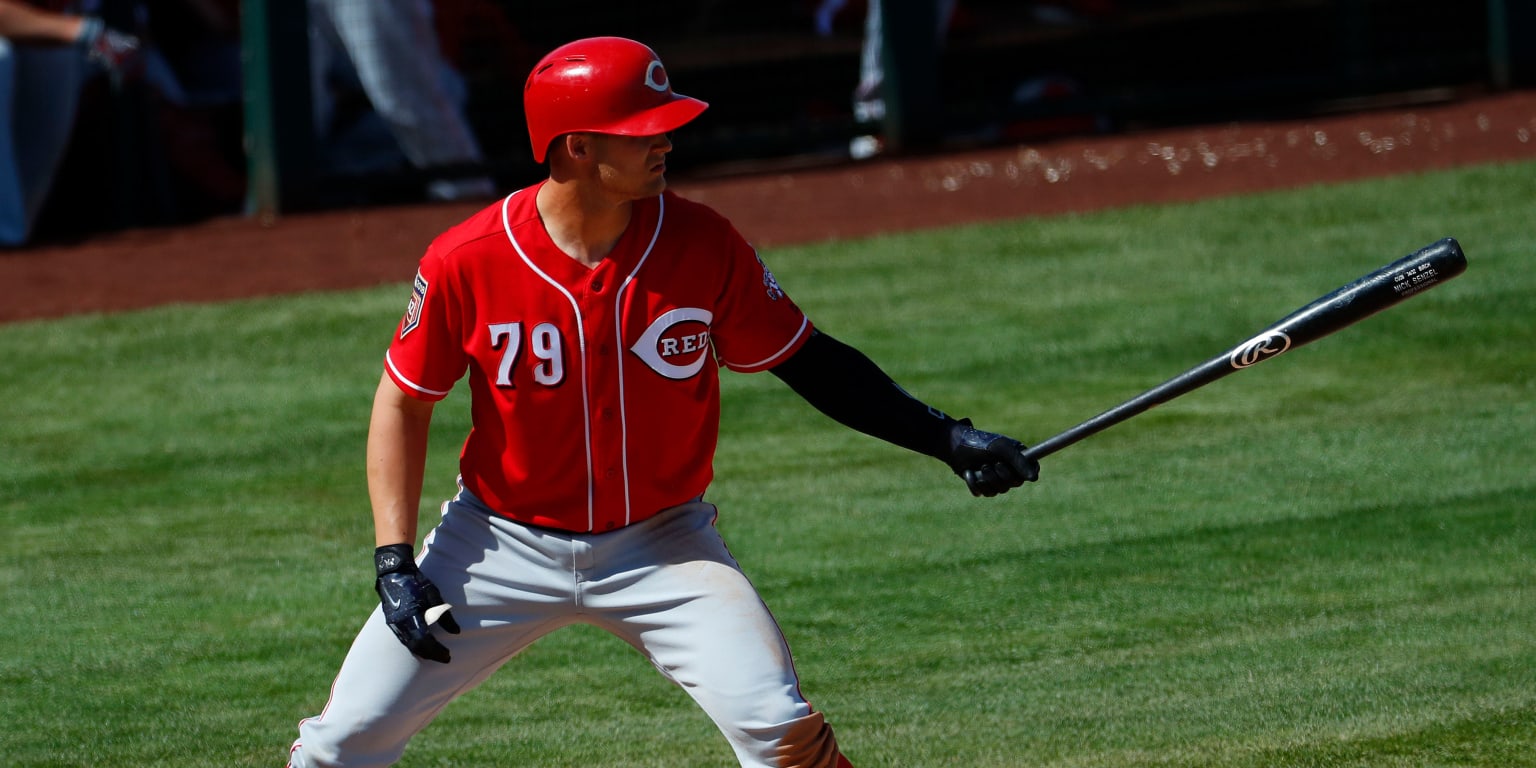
[{"left": 590, "top": 278, "right": 604, "bottom": 292}]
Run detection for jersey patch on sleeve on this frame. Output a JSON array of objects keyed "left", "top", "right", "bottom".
[
  {"left": 401, "top": 270, "right": 429, "bottom": 339},
  {"left": 755, "top": 251, "right": 785, "bottom": 301}
]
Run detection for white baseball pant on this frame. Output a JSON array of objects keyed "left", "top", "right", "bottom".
[{"left": 288, "top": 489, "right": 846, "bottom": 767}]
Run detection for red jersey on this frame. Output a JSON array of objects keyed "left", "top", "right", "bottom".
[{"left": 384, "top": 184, "right": 813, "bottom": 532}]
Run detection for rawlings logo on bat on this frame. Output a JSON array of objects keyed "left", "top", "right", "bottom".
[{"left": 1229, "top": 331, "right": 1292, "bottom": 369}]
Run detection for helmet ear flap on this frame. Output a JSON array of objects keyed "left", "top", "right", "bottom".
[{"left": 523, "top": 37, "right": 708, "bottom": 163}]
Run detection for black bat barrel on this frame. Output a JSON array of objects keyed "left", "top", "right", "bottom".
[{"left": 1021, "top": 238, "right": 1467, "bottom": 461}]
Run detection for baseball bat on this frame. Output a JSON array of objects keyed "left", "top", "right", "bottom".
[{"left": 1021, "top": 237, "right": 1467, "bottom": 461}]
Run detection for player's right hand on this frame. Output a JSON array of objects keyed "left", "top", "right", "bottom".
[{"left": 374, "top": 544, "right": 461, "bottom": 663}]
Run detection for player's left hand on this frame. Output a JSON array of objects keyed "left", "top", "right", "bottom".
[
  {"left": 374, "top": 544, "right": 461, "bottom": 663},
  {"left": 944, "top": 419, "right": 1040, "bottom": 497}
]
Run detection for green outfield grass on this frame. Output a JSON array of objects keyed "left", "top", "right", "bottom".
[{"left": 1, "top": 160, "right": 1532, "bottom": 767}]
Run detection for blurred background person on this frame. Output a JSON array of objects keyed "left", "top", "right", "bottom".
[
  {"left": 0, "top": 0, "right": 138, "bottom": 247},
  {"left": 308, "top": 0, "right": 496, "bottom": 202},
  {"left": 136, "top": 0, "right": 245, "bottom": 219}
]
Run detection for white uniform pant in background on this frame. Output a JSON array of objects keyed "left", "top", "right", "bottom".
[
  {"left": 0, "top": 39, "right": 89, "bottom": 246},
  {"left": 306, "top": 0, "right": 494, "bottom": 201},
  {"left": 289, "top": 490, "right": 842, "bottom": 767}
]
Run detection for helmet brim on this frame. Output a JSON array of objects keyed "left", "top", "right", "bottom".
[
  {"left": 592, "top": 93, "right": 710, "bottom": 138},
  {"left": 538, "top": 95, "right": 709, "bottom": 162}
]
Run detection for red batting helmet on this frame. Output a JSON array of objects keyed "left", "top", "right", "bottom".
[{"left": 523, "top": 37, "right": 709, "bottom": 163}]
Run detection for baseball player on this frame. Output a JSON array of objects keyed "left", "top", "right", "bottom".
[{"left": 286, "top": 36, "right": 1039, "bottom": 768}]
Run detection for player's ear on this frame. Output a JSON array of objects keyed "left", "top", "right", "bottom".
[
  {"left": 545, "top": 134, "right": 579, "bottom": 164},
  {"left": 565, "top": 133, "right": 592, "bottom": 160}
]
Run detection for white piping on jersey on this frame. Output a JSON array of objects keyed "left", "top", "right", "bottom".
[
  {"left": 385, "top": 350, "right": 453, "bottom": 397},
  {"left": 498, "top": 190, "right": 667, "bottom": 532},
  {"left": 499, "top": 192, "right": 593, "bottom": 529},
  {"left": 612, "top": 193, "right": 667, "bottom": 528}
]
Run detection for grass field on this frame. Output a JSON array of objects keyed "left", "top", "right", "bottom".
[{"left": 1, "top": 160, "right": 1532, "bottom": 767}]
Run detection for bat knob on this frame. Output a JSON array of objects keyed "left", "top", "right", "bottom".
[{"left": 424, "top": 604, "right": 453, "bottom": 625}]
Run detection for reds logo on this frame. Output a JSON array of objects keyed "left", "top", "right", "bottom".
[
  {"left": 644, "top": 60, "right": 670, "bottom": 93},
  {"left": 631, "top": 308, "right": 713, "bottom": 380}
]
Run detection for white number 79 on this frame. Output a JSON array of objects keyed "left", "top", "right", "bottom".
[{"left": 488, "top": 322, "right": 565, "bottom": 387}]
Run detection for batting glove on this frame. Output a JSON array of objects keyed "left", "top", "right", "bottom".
[
  {"left": 75, "top": 17, "right": 143, "bottom": 76},
  {"left": 945, "top": 419, "right": 1041, "bottom": 497},
  {"left": 375, "top": 544, "right": 460, "bottom": 664}
]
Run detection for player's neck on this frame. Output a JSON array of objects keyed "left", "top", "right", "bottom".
[{"left": 536, "top": 179, "right": 634, "bottom": 268}]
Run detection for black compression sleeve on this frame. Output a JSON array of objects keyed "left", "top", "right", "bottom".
[{"left": 770, "top": 329, "right": 958, "bottom": 459}]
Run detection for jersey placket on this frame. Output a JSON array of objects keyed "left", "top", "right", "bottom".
[{"left": 580, "top": 259, "right": 630, "bottom": 532}]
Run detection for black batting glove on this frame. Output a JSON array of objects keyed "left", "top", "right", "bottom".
[
  {"left": 944, "top": 418, "right": 1041, "bottom": 497},
  {"left": 374, "top": 544, "right": 460, "bottom": 664}
]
